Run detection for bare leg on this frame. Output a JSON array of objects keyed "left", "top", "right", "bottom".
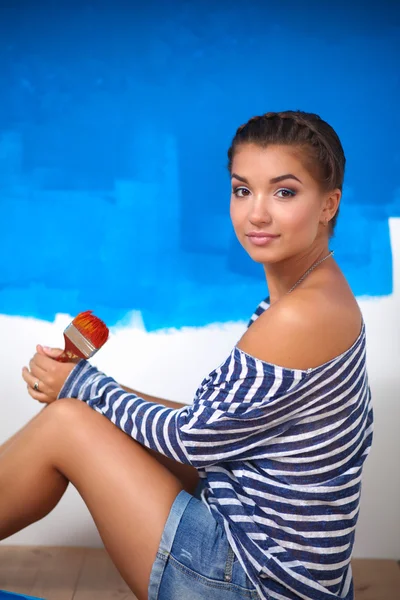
[
  {"left": 0, "top": 406, "right": 199, "bottom": 493},
  {"left": 145, "top": 447, "right": 199, "bottom": 494},
  {"left": 0, "top": 407, "right": 47, "bottom": 455},
  {"left": 1, "top": 407, "right": 199, "bottom": 494},
  {"left": 0, "top": 398, "right": 185, "bottom": 600}
]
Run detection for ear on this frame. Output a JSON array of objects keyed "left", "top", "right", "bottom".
[{"left": 321, "top": 189, "right": 341, "bottom": 225}]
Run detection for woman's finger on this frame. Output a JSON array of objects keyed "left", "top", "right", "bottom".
[
  {"left": 22, "top": 367, "right": 50, "bottom": 395},
  {"left": 28, "top": 360, "right": 47, "bottom": 381},
  {"left": 37, "top": 345, "right": 64, "bottom": 359},
  {"left": 26, "top": 384, "right": 54, "bottom": 404},
  {"left": 30, "top": 352, "right": 56, "bottom": 371}
]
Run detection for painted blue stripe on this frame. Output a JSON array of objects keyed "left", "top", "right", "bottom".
[{"left": 0, "top": 4, "right": 399, "bottom": 331}]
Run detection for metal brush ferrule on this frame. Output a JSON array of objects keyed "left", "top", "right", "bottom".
[{"left": 64, "top": 323, "right": 99, "bottom": 359}]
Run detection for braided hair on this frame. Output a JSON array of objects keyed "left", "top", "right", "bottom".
[{"left": 227, "top": 110, "right": 346, "bottom": 236}]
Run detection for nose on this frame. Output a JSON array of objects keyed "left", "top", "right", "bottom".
[{"left": 248, "top": 195, "right": 272, "bottom": 226}]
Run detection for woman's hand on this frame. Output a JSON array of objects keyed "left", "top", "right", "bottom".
[{"left": 22, "top": 345, "right": 80, "bottom": 404}]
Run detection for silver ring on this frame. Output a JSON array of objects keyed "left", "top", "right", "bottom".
[{"left": 33, "top": 381, "right": 40, "bottom": 392}]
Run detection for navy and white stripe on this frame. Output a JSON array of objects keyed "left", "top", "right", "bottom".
[
  {"left": 247, "top": 296, "right": 271, "bottom": 329},
  {"left": 59, "top": 297, "right": 373, "bottom": 600}
]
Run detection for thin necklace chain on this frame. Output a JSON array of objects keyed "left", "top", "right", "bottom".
[{"left": 287, "top": 250, "right": 334, "bottom": 294}]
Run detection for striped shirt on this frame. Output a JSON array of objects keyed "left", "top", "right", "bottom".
[{"left": 59, "top": 297, "right": 374, "bottom": 600}]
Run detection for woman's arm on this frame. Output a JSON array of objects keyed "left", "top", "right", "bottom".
[
  {"left": 57, "top": 349, "right": 285, "bottom": 468},
  {"left": 57, "top": 294, "right": 361, "bottom": 468},
  {"left": 120, "top": 386, "right": 184, "bottom": 410}
]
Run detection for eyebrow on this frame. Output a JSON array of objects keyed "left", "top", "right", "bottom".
[{"left": 231, "top": 173, "right": 302, "bottom": 184}]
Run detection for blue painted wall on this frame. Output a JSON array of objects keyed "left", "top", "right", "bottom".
[{"left": 0, "top": 0, "right": 399, "bottom": 329}]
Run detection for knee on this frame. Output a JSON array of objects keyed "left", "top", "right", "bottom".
[
  {"left": 44, "top": 397, "right": 90, "bottom": 425},
  {"left": 56, "top": 397, "right": 82, "bottom": 408},
  {"left": 39, "top": 398, "right": 95, "bottom": 452},
  {"left": 20, "top": 399, "right": 92, "bottom": 464}
]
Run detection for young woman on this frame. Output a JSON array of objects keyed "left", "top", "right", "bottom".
[{"left": 13, "top": 110, "right": 373, "bottom": 600}]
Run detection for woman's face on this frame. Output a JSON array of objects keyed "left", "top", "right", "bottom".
[{"left": 230, "top": 143, "right": 333, "bottom": 264}]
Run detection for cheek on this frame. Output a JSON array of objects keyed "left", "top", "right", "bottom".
[
  {"left": 229, "top": 199, "right": 245, "bottom": 230},
  {"left": 281, "top": 202, "right": 318, "bottom": 233}
]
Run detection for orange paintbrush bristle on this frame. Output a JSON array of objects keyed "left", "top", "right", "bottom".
[
  {"left": 71, "top": 310, "right": 109, "bottom": 349},
  {"left": 56, "top": 310, "right": 110, "bottom": 362}
]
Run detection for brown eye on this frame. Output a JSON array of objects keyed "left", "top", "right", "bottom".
[
  {"left": 233, "top": 187, "right": 250, "bottom": 198},
  {"left": 276, "top": 188, "right": 296, "bottom": 199}
]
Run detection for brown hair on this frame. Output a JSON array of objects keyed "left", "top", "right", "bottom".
[{"left": 227, "top": 110, "right": 346, "bottom": 235}]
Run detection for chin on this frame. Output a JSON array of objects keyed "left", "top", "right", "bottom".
[
  {"left": 245, "top": 246, "right": 281, "bottom": 264},
  {"left": 251, "top": 253, "right": 282, "bottom": 265}
]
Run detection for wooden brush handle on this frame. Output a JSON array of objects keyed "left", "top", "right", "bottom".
[
  {"left": 56, "top": 350, "right": 81, "bottom": 363},
  {"left": 55, "top": 334, "right": 86, "bottom": 362}
]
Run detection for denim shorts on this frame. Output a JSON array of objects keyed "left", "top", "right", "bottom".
[{"left": 148, "top": 488, "right": 259, "bottom": 599}]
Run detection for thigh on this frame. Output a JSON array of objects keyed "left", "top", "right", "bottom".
[
  {"left": 47, "top": 398, "right": 183, "bottom": 600},
  {"left": 150, "top": 494, "right": 259, "bottom": 600},
  {"left": 145, "top": 446, "right": 199, "bottom": 495}
]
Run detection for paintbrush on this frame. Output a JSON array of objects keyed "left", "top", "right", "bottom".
[{"left": 56, "top": 310, "right": 109, "bottom": 362}]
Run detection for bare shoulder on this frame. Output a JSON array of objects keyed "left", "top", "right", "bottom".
[{"left": 237, "top": 286, "right": 363, "bottom": 371}]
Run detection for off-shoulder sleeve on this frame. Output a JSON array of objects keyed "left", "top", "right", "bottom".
[
  {"left": 247, "top": 296, "right": 270, "bottom": 328},
  {"left": 58, "top": 346, "right": 307, "bottom": 469}
]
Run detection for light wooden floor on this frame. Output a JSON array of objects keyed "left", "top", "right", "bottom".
[{"left": 0, "top": 547, "right": 399, "bottom": 599}]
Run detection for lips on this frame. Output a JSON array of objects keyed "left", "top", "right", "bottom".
[
  {"left": 246, "top": 232, "right": 280, "bottom": 246},
  {"left": 247, "top": 232, "right": 279, "bottom": 238}
]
